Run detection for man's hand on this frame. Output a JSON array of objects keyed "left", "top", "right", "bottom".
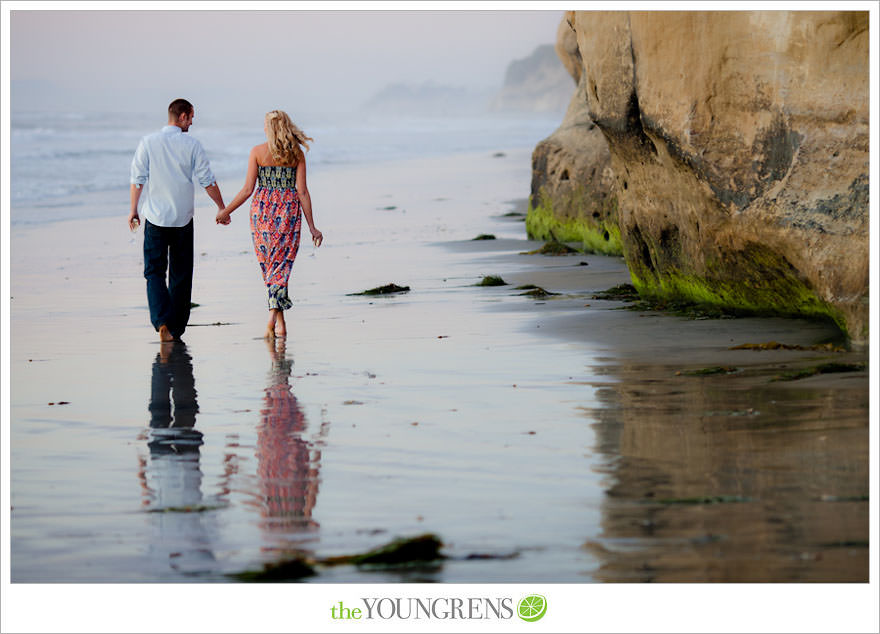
[
  {"left": 129, "top": 183, "right": 144, "bottom": 231},
  {"left": 216, "top": 208, "right": 231, "bottom": 225}
]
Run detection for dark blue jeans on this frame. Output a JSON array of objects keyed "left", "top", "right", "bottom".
[{"left": 143, "top": 219, "right": 193, "bottom": 339}]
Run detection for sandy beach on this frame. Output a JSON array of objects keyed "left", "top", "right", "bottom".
[{"left": 9, "top": 147, "right": 868, "bottom": 584}]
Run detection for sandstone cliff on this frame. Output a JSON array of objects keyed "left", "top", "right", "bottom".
[
  {"left": 530, "top": 11, "right": 869, "bottom": 343},
  {"left": 527, "top": 17, "right": 621, "bottom": 255}
]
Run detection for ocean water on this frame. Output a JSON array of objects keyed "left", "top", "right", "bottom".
[{"left": 9, "top": 108, "right": 561, "bottom": 225}]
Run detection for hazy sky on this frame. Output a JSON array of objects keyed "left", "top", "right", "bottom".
[{"left": 10, "top": 9, "right": 564, "bottom": 116}]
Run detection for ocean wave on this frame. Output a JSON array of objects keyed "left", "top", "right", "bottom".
[{"left": 10, "top": 111, "right": 559, "bottom": 216}]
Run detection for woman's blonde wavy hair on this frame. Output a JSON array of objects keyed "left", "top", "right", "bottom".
[{"left": 265, "top": 110, "right": 313, "bottom": 165}]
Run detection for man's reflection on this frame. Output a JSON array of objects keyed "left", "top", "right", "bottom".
[
  {"left": 255, "top": 337, "right": 323, "bottom": 536},
  {"left": 148, "top": 341, "right": 201, "bottom": 455},
  {"left": 138, "top": 341, "right": 215, "bottom": 576}
]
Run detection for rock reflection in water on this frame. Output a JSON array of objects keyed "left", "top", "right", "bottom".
[
  {"left": 252, "top": 338, "right": 326, "bottom": 547},
  {"left": 584, "top": 363, "right": 869, "bottom": 582},
  {"left": 138, "top": 342, "right": 216, "bottom": 576}
]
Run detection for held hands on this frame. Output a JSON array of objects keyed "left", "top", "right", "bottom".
[{"left": 216, "top": 207, "right": 232, "bottom": 225}]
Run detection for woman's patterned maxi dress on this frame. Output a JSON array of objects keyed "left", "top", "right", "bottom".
[{"left": 251, "top": 165, "right": 302, "bottom": 310}]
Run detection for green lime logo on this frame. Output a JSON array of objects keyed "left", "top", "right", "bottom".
[{"left": 517, "top": 594, "right": 547, "bottom": 622}]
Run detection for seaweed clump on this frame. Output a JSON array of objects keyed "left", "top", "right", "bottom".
[
  {"left": 771, "top": 362, "right": 866, "bottom": 382},
  {"left": 522, "top": 240, "right": 580, "bottom": 256},
  {"left": 320, "top": 534, "right": 445, "bottom": 567},
  {"left": 730, "top": 341, "right": 846, "bottom": 352},
  {"left": 229, "top": 534, "right": 445, "bottom": 582},
  {"left": 517, "top": 285, "right": 559, "bottom": 299},
  {"left": 677, "top": 366, "right": 739, "bottom": 377},
  {"left": 348, "top": 284, "right": 410, "bottom": 296},
  {"left": 591, "top": 284, "right": 640, "bottom": 301},
  {"left": 476, "top": 275, "right": 507, "bottom": 287},
  {"left": 230, "top": 557, "right": 316, "bottom": 582}
]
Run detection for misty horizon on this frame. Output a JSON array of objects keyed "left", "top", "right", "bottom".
[{"left": 10, "top": 9, "right": 565, "bottom": 119}]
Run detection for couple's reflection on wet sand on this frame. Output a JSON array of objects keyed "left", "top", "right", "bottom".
[
  {"left": 137, "top": 339, "right": 326, "bottom": 577},
  {"left": 252, "top": 337, "right": 325, "bottom": 542}
]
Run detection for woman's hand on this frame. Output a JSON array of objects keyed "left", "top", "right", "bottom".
[
  {"left": 216, "top": 208, "right": 231, "bottom": 225},
  {"left": 311, "top": 228, "right": 323, "bottom": 247}
]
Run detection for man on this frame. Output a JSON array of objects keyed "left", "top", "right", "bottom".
[{"left": 129, "top": 99, "right": 225, "bottom": 342}]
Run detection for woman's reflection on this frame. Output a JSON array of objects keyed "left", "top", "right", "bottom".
[
  {"left": 138, "top": 341, "right": 216, "bottom": 576},
  {"left": 254, "top": 337, "right": 324, "bottom": 537}
]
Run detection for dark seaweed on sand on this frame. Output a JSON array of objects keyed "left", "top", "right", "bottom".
[
  {"left": 230, "top": 534, "right": 445, "bottom": 581},
  {"left": 771, "top": 362, "right": 866, "bottom": 382},
  {"left": 518, "top": 286, "right": 559, "bottom": 299},
  {"left": 521, "top": 240, "right": 580, "bottom": 256},
  {"left": 347, "top": 284, "right": 411, "bottom": 296},
  {"left": 320, "top": 533, "right": 444, "bottom": 567},
  {"left": 476, "top": 275, "right": 507, "bottom": 287}
]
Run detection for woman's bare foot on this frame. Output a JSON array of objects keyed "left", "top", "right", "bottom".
[
  {"left": 265, "top": 309, "right": 281, "bottom": 339},
  {"left": 275, "top": 311, "right": 287, "bottom": 337}
]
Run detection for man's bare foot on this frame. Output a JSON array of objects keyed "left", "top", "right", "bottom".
[
  {"left": 158, "top": 324, "right": 174, "bottom": 342},
  {"left": 159, "top": 341, "right": 174, "bottom": 363}
]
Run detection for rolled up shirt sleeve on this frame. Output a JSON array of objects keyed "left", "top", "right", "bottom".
[
  {"left": 192, "top": 141, "right": 216, "bottom": 188},
  {"left": 130, "top": 139, "right": 149, "bottom": 186}
]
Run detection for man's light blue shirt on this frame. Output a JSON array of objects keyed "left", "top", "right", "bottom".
[{"left": 130, "top": 125, "right": 216, "bottom": 227}]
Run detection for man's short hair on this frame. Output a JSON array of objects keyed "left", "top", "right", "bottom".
[{"left": 168, "top": 98, "right": 194, "bottom": 119}]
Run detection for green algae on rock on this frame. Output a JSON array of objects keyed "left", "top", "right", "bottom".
[
  {"left": 591, "top": 283, "right": 733, "bottom": 320},
  {"left": 526, "top": 192, "right": 623, "bottom": 256},
  {"left": 626, "top": 241, "right": 848, "bottom": 334}
]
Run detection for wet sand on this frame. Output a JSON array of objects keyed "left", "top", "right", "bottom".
[{"left": 8, "top": 147, "right": 870, "bottom": 585}]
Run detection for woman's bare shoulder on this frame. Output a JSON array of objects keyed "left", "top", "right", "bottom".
[{"left": 255, "top": 143, "right": 299, "bottom": 168}]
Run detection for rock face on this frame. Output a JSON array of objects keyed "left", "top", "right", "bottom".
[
  {"left": 490, "top": 44, "right": 575, "bottom": 114},
  {"left": 527, "top": 15, "right": 621, "bottom": 255},
  {"left": 531, "top": 11, "right": 869, "bottom": 343}
]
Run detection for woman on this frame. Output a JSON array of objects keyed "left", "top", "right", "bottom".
[{"left": 216, "top": 110, "right": 322, "bottom": 338}]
